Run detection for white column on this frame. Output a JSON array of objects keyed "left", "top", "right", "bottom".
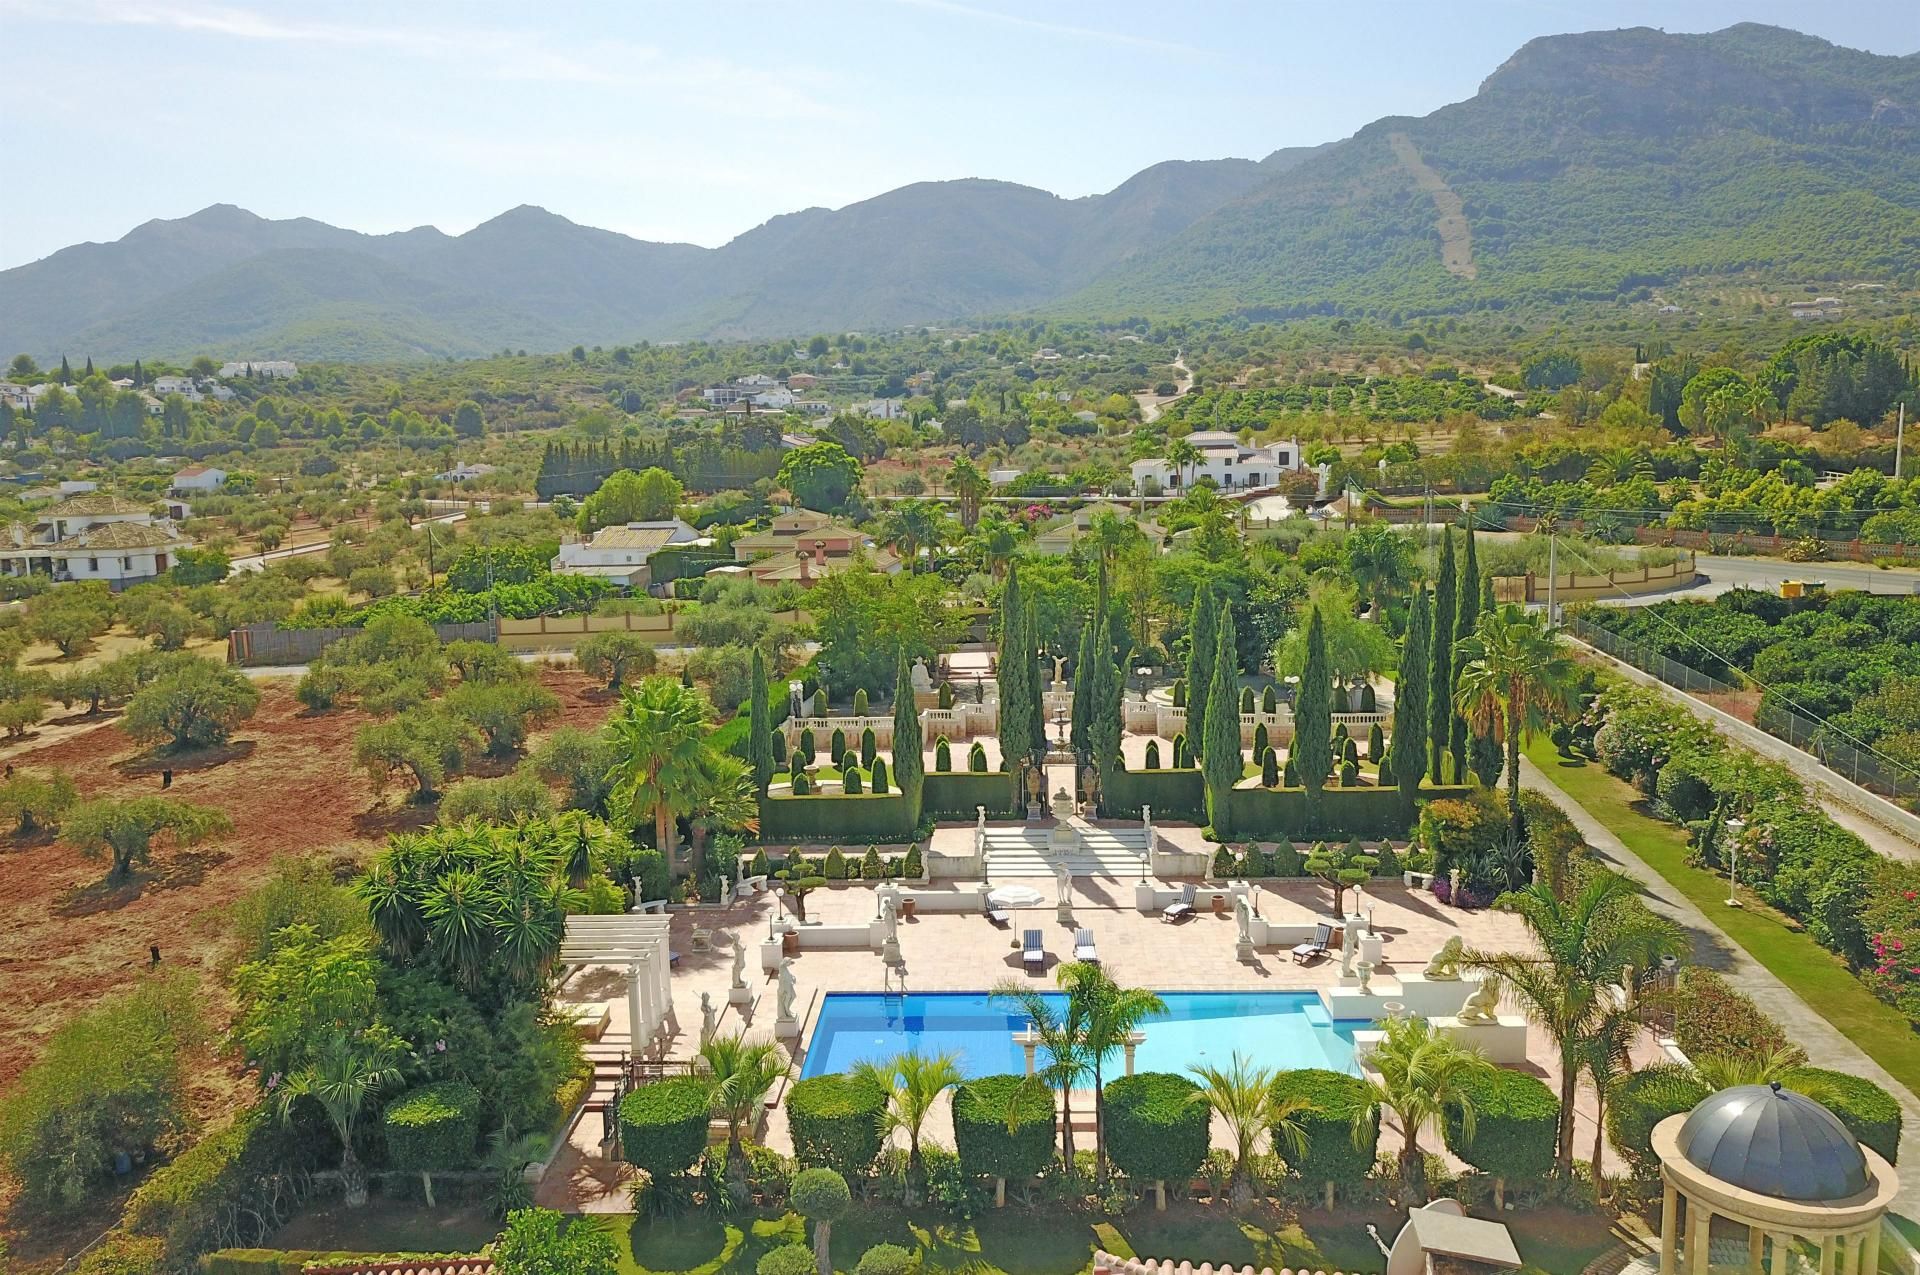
[
  {"left": 1659, "top": 1186, "right": 1679, "bottom": 1275},
  {"left": 1748, "top": 1228, "right": 1764, "bottom": 1275},
  {"left": 1687, "top": 1203, "right": 1712, "bottom": 1275},
  {"left": 627, "top": 961, "right": 644, "bottom": 1051},
  {"left": 1769, "top": 1232, "right": 1794, "bottom": 1275},
  {"left": 1841, "top": 1230, "right": 1861, "bottom": 1275},
  {"left": 1818, "top": 1234, "right": 1836, "bottom": 1275},
  {"left": 1860, "top": 1223, "right": 1880, "bottom": 1275}
]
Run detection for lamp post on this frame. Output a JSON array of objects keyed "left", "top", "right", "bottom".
[{"left": 1723, "top": 817, "right": 1746, "bottom": 908}]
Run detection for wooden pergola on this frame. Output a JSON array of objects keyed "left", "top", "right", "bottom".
[{"left": 559, "top": 914, "right": 675, "bottom": 1049}]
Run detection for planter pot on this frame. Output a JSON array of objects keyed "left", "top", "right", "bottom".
[
  {"left": 782, "top": 932, "right": 800, "bottom": 958},
  {"left": 901, "top": 898, "right": 917, "bottom": 919},
  {"left": 1212, "top": 896, "right": 1227, "bottom": 915}
]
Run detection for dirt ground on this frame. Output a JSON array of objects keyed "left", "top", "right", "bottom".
[{"left": 0, "top": 665, "right": 618, "bottom": 1084}]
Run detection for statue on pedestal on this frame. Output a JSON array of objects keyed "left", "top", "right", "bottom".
[
  {"left": 910, "top": 657, "right": 934, "bottom": 694},
  {"left": 1050, "top": 785, "right": 1075, "bottom": 822},
  {"left": 776, "top": 958, "right": 798, "bottom": 1024},
  {"left": 699, "top": 992, "right": 717, "bottom": 1045},
  {"left": 1423, "top": 937, "right": 1465, "bottom": 981},
  {"left": 1051, "top": 654, "right": 1068, "bottom": 692},
  {"left": 1340, "top": 920, "right": 1359, "bottom": 977},
  {"left": 730, "top": 945, "right": 747, "bottom": 990},
  {"left": 1458, "top": 977, "right": 1501, "bottom": 1023}
]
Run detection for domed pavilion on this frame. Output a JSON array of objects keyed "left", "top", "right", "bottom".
[{"left": 1653, "top": 1082, "right": 1898, "bottom": 1275}]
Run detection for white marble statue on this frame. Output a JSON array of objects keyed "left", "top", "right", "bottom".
[
  {"left": 699, "top": 992, "right": 717, "bottom": 1044},
  {"left": 776, "top": 958, "right": 798, "bottom": 1023},
  {"left": 1458, "top": 977, "right": 1501, "bottom": 1023},
  {"left": 910, "top": 656, "right": 934, "bottom": 693},
  {"left": 1423, "top": 937, "right": 1466, "bottom": 981},
  {"left": 730, "top": 944, "right": 747, "bottom": 991},
  {"left": 880, "top": 893, "right": 899, "bottom": 946},
  {"left": 1340, "top": 919, "right": 1359, "bottom": 977},
  {"left": 1234, "top": 893, "right": 1252, "bottom": 944},
  {"left": 1055, "top": 861, "right": 1072, "bottom": 902},
  {"left": 1052, "top": 654, "right": 1068, "bottom": 691}
]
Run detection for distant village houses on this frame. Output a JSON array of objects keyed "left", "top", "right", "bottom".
[
  {"left": 0, "top": 491, "right": 192, "bottom": 586},
  {"left": 218, "top": 360, "right": 299, "bottom": 378}
]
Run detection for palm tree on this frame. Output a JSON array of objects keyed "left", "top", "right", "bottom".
[
  {"left": 686, "top": 753, "right": 761, "bottom": 886},
  {"left": 606, "top": 675, "right": 715, "bottom": 872},
  {"left": 1453, "top": 604, "right": 1580, "bottom": 828},
  {"left": 1357, "top": 1014, "right": 1493, "bottom": 1202},
  {"left": 1166, "top": 437, "right": 1201, "bottom": 490},
  {"left": 273, "top": 1029, "right": 409, "bottom": 1207},
  {"left": 1058, "top": 962, "right": 1164, "bottom": 1181},
  {"left": 699, "top": 1033, "right": 786, "bottom": 1188},
  {"left": 1187, "top": 1052, "right": 1311, "bottom": 1205},
  {"left": 1343, "top": 524, "right": 1414, "bottom": 620},
  {"left": 1578, "top": 1001, "right": 1637, "bottom": 1201},
  {"left": 949, "top": 458, "right": 990, "bottom": 531},
  {"left": 879, "top": 499, "right": 952, "bottom": 573},
  {"left": 1084, "top": 510, "right": 1145, "bottom": 573},
  {"left": 992, "top": 976, "right": 1094, "bottom": 1165},
  {"left": 1690, "top": 1044, "right": 1820, "bottom": 1092},
  {"left": 973, "top": 515, "right": 1020, "bottom": 581},
  {"left": 1466, "top": 873, "right": 1680, "bottom": 1175},
  {"left": 851, "top": 1050, "right": 962, "bottom": 1202}
]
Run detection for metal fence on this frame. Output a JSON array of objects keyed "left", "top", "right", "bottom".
[
  {"left": 227, "top": 619, "right": 497, "bottom": 667},
  {"left": 1568, "top": 616, "right": 1920, "bottom": 805}
]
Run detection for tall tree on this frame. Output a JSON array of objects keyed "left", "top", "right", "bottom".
[
  {"left": 1469, "top": 571, "right": 1503, "bottom": 785},
  {"left": 1089, "top": 611, "right": 1124, "bottom": 815},
  {"left": 606, "top": 676, "right": 714, "bottom": 873},
  {"left": 1449, "top": 527, "right": 1482, "bottom": 780},
  {"left": 1059, "top": 963, "right": 1164, "bottom": 1183},
  {"left": 997, "top": 565, "right": 1031, "bottom": 805},
  {"left": 948, "top": 457, "right": 988, "bottom": 530},
  {"left": 1427, "top": 528, "right": 1457, "bottom": 783},
  {"left": 850, "top": 1051, "right": 961, "bottom": 1203},
  {"left": 1454, "top": 604, "right": 1581, "bottom": 829},
  {"left": 892, "top": 646, "right": 924, "bottom": 825},
  {"left": 1188, "top": 1052, "right": 1310, "bottom": 1206},
  {"left": 1201, "top": 603, "right": 1242, "bottom": 837},
  {"left": 748, "top": 647, "right": 772, "bottom": 798},
  {"left": 1294, "top": 606, "right": 1332, "bottom": 822},
  {"left": 1393, "top": 587, "right": 1431, "bottom": 813},
  {"left": 1356, "top": 1015, "right": 1493, "bottom": 1201},
  {"left": 1069, "top": 617, "right": 1095, "bottom": 761},
  {"left": 1184, "top": 584, "right": 1217, "bottom": 762}
]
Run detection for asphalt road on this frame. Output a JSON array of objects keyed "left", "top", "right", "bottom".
[{"left": 1596, "top": 552, "right": 1920, "bottom": 607}]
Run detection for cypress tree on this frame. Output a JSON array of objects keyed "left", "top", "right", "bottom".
[
  {"left": 997, "top": 564, "right": 1029, "bottom": 804},
  {"left": 83, "top": 356, "right": 93, "bottom": 377},
  {"left": 1202, "top": 603, "right": 1242, "bottom": 836},
  {"left": 1449, "top": 527, "right": 1481, "bottom": 780},
  {"left": 1070, "top": 616, "right": 1094, "bottom": 760},
  {"left": 1294, "top": 606, "right": 1332, "bottom": 825},
  {"left": 893, "top": 646, "right": 924, "bottom": 825},
  {"left": 58, "top": 355, "right": 71, "bottom": 384},
  {"left": 132, "top": 358, "right": 143, "bottom": 387},
  {"left": 748, "top": 646, "right": 772, "bottom": 797},
  {"left": 1090, "top": 611, "right": 1124, "bottom": 814},
  {"left": 1390, "top": 583, "right": 1436, "bottom": 810},
  {"left": 1427, "top": 528, "right": 1456, "bottom": 784},
  {"left": 1469, "top": 570, "right": 1502, "bottom": 786},
  {"left": 1185, "top": 584, "right": 1217, "bottom": 762},
  {"left": 1021, "top": 597, "right": 1048, "bottom": 763}
]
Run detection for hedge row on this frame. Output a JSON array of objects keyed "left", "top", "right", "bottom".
[
  {"left": 123, "top": 1106, "right": 309, "bottom": 1264},
  {"left": 619, "top": 1076, "right": 711, "bottom": 1180},
  {"left": 951, "top": 1074, "right": 1054, "bottom": 1182},
  {"left": 786, "top": 1074, "right": 888, "bottom": 1178},
  {"left": 922, "top": 771, "right": 1020, "bottom": 819},
  {"left": 759, "top": 793, "right": 913, "bottom": 841},
  {"left": 1607, "top": 1065, "right": 1711, "bottom": 1177},
  {"left": 1439, "top": 1068, "right": 1558, "bottom": 1182},
  {"left": 382, "top": 1081, "right": 481, "bottom": 1175},
  {"left": 1105, "top": 767, "right": 1470, "bottom": 838},
  {"left": 1789, "top": 1067, "right": 1903, "bottom": 1163},
  {"left": 1270, "top": 1069, "right": 1377, "bottom": 1189},
  {"left": 1670, "top": 969, "right": 1788, "bottom": 1060},
  {"left": 1103, "top": 1073, "right": 1209, "bottom": 1186}
]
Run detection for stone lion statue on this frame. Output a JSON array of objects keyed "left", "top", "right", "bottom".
[
  {"left": 1457, "top": 976, "right": 1501, "bottom": 1024},
  {"left": 1423, "top": 936, "right": 1466, "bottom": 981}
]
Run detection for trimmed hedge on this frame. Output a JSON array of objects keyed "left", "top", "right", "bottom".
[
  {"left": 923, "top": 770, "right": 1019, "bottom": 819},
  {"left": 758, "top": 1245, "right": 818, "bottom": 1275},
  {"left": 1671, "top": 968, "right": 1788, "bottom": 1059},
  {"left": 1271, "top": 1069, "right": 1377, "bottom": 1187},
  {"left": 123, "top": 1107, "right": 303, "bottom": 1262},
  {"left": 382, "top": 1081, "right": 481, "bottom": 1175},
  {"left": 952, "top": 1074, "right": 1054, "bottom": 1182},
  {"left": 786, "top": 1074, "right": 888, "bottom": 1178},
  {"left": 1440, "top": 1068, "right": 1558, "bottom": 1181},
  {"left": 1608, "top": 1065, "right": 1710, "bottom": 1177},
  {"left": 1789, "top": 1067, "right": 1901, "bottom": 1163},
  {"left": 1106, "top": 769, "right": 1469, "bottom": 838},
  {"left": 1104, "top": 1073, "right": 1209, "bottom": 1186},
  {"left": 619, "top": 1076, "right": 711, "bottom": 1179},
  {"left": 759, "top": 793, "right": 912, "bottom": 841}
]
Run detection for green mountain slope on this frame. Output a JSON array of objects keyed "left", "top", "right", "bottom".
[{"left": 1060, "top": 24, "right": 1920, "bottom": 320}]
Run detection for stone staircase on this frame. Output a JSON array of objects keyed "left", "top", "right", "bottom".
[{"left": 982, "top": 823, "right": 1150, "bottom": 878}]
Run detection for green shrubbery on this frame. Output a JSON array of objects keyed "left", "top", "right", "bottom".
[
  {"left": 951, "top": 1074, "right": 1054, "bottom": 1185},
  {"left": 1270, "top": 1069, "right": 1376, "bottom": 1199},
  {"left": 786, "top": 1074, "right": 887, "bottom": 1178},
  {"left": 1788, "top": 1067, "right": 1902, "bottom": 1163},
  {"left": 1103, "top": 1073, "right": 1210, "bottom": 1189},
  {"left": 1607, "top": 1065, "right": 1710, "bottom": 1178},
  {"left": 618, "top": 1076, "right": 710, "bottom": 1180},
  {"left": 1440, "top": 1068, "right": 1559, "bottom": 1183},
  {"left": 382, "top": 1081, "right": 482, "bottom": 1195}
]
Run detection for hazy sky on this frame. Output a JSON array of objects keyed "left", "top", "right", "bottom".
[{"left": 3, "top": 0, "right": 1917, "bottom": 270}]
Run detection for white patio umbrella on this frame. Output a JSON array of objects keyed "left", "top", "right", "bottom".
[{"left": 987, "top": 884, "right": 1045, "bottom": 909}]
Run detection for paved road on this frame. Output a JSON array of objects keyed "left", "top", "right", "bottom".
[
  {"left": 1601, "top": 553, "right": 1920, "bottom": 607},
  {"left": 226, "top": 511, "right": 467, "bottom": 576},
  {"left": 1520, "top": 754, "right": 1920, "bottom": 1215}
]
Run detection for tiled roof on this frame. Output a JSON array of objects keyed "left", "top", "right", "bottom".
[
  {"left": 303, "top": 1261, "right": 494, "bottom": 1275},
  {"left": 53, "top": 521, "right": 185, "bottom": 551},
  {"left": 42, "top": 491, "right": 148, "bottom": 518},
  {"left": 585, "top": 526, "right": 675, "bottom": 554}
]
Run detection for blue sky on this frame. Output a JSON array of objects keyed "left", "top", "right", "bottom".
[{"left": 2, "top": 0, "right": 1916, "bottom": 270}]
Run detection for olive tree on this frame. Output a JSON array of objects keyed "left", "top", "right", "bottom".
[
  {"left": 63, "top": 796, "right": 231, "bottom": 882},
  {"left": 120, "top": 660, "right": 260, "bottom": 752}
]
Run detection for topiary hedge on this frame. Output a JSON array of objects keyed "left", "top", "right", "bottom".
[
  {"left": 786, "top": 1074, "right": 887, "bottom": 1178},
  {"left": 1788, "top": 1068, "right": 1901, "bottom": 1163},
  {"left": 619, "top": 1076, "right": 711, "bottom": 1180},
  {"left": 1607, "top": 1065, "right": 1710, "bottom": 1178},
  {"left": 1104, "top": 1073, "right": 1209, "bottom": 1188},
  {"left": 383, "top": 1081, "right": 481, "bottom": 1185},
  {"left": 757, "top": 1244, "right": 818, "bottom": 1275},
  {"left": 1271, "top": 1069, "right": 1376, "bottom": 1195},
  {"left": 1439, "top": 1068, "right": 1558, "bottom": 1182},
  {"left": 952, "top": 1074, "right": 1054, "bottom": 1183}
]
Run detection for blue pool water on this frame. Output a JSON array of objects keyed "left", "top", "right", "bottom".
[{"left": 798, "top": 991, "right": 1360, "bottom": 1080}]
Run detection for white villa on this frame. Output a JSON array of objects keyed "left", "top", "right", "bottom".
[
  {"left": 1130, "top": 430, "right": 1304, "bottom": 495},
  {"left": 218, "top": 360, "right": 298, "bottom": 378},
  {"left": 170, "top": 465, "right": 227, "bottom": 493},
  {"left": 0, "top": 491, "right": 192, "bottom": 585},
  {"left": 551, "top": 519, "right": 706, "bottom": 588}
]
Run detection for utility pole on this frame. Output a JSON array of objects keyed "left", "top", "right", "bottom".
[
  {"left": 1897, "top": 402, "right": 1907, "bottom": 481},
  {"left": 1546, "top": 530, "right": 1557, "bottom": 627}
]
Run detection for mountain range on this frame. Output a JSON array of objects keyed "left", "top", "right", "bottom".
[{"left": 2, "top": 23, "right": 1918, "bottom": 363}]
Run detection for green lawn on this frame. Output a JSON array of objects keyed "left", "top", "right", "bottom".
[
  {"left": 1523, "top": 737, "right": 1920, "bottom": 1096},
  {"left": 598, "top": 1202, "right": 1614, "bottom": 1275}
]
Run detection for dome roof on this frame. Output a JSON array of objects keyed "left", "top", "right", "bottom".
[{"left": 1676, "top": 1083, "right": 1869, "bottom": 1202}]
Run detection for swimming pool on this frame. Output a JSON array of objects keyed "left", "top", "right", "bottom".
[{"left": 798, "top": 991, "right": 1361, "bottom": 1080}]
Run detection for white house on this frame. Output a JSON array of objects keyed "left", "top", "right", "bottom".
[
  {"left": 860, "top": 398, "right": 905, "bottom": 420},
  {"left": 171, "top": 465, "right": 227, "bottom": 494},
  {"left": 751, "top": 389, "right": 796, "bottom": 410},
  {"left": 792, "top": 400, "right": 833, "bottom": 416},
  {"left": 151, "top": 375, "right": 204, "bottom": 403},
  {"left": 434, "top": 462, "right": 497, "bottom": 482},
  {"left": 736, "top": 374, "right": 779, "bottom": 389},
  {"left": 0, "top": 383, "right": 28, "bottom": 411},
  {"left": 702, "top": 383, "right": 745, "bottom": 406},
  {"left": 1130, "top": 431, "right": 1304, "bottom": 495},
  {"left": 551, "top": 519, "right": 705, "bottom": 588},
  {"left": 0, "top": 491, "right": 192, "bottom": 586},
  {"left": 218, "top": 360, "right": 297, "bottom": 379}
]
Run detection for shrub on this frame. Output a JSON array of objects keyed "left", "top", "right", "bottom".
[
  {"left": 1373, "top": 840, "right": 1403, "bottom": 877},
  {"left": 1104, "top": 1073, "right": 1209, "bottom": 1188},
  {"left": 823, "top": 846, "right": 847, "bottom": 880},
  {"left": 759, "top": 1245, "right": 818, "bottom": 1275},
  {"left": 831, "top": 728, "right": 848, "bottom": 762},
  {"left": 860, "top": 845, "right": 885, "bottom": 880},
  {"left": 1656, "top": 755, "right": 1716, "bottom": 821},
  {"left": 1670, "top": 968, "right": 1788, "bottom": 1059},
  {"left": 1172, "top": 678, "right": 1186, "bottom": 707},
  {"left": 121, "top": 661, "right": 261, "bottom": 752},
  {"left": 1145, "top": 741, "right": 1161, "bottom": 769},
  {"left": 786, "top": 1074, "right": 887, "bottom": 1177},
  {"left": 1260, "top": 747, "right": 1279, "bottom": 787},
  {"left": 1339, "top": 760, "right": 1358, "bottom": 786},
  {"left": 1262, "top": 685, "right": 1278, "bottom": 713},
  {"left": 1172, "top": 733, "right": 1190, "bottom": 768},
  {"left": 771, "top": 730, "right": 787, "bottom": 764},
  {"left": 72, "top": 1235, "right": 166, "bottom": 1275},
  {"left": 1239, "top": 686, "right": 1255, "bottom": 713},
  {"left": 935, "top": 736, "right": 952, "bottom": 771},
  {"left": 861, "top": 727, "right": 878, "bottom": 768},
  {"left": 903, "top": 841, "right": 924, "bottom": 880},
  {"left": 1788, "top": 1068, "right": 1901, "bottom": 1163},
  {"left": 799, "top": 728, "right": 816, "bottom": 764},
  {"left": 853, "top": 688, "right": 869, "bottom": 716},
  {"left": 0, "top": 768, "right": 77, "bottom": 834},
  {"left": 968, "top": 741, "right": 988, "bottom": 772},
  {"left": 951, "top": 1074, "right": 1054, "bottom": 1184},
  {"left": 1268, "top": 838, "right": 1304, "bottom": 876},
  {"left": 383, "top": 1080, "right": 481, "bottom": 1187},
  {"left": 856, "top": 1243, "right": 915, "bottom": 1275},
  {"left": 792, "top": 773, "right": 811, "bottom": 795},
  {"left": 1343, "top": 737, "right": 1359, "bottom": 764},
  {"left": 618, "top": 1076, "right": 710, "bottom": 1179},
  {"left": 1253, "top": 722, "right": 1269, "bottom": 760},
  {"left": 870, "top": 757, "right": 890, "bottom": 795},
  {"left": 1439, "top": 1068, "right": 1558, "bottom": 1182},
  {"left": 1271, "top": 1069, "right": 1376, "bottom": 1193},
  {"left": 844, "top": 768, "right": 863, "bottom": 795},
  {"left": 1368, "top": 723, "right": 1385, "bottom": 759},
  {"left": 437, "top": 771, "right": 554, "bottom": 824},
  {"left": 1607, "top": 1065, "right": 1710, "bottom": 1177},
  {"left": 938, "top": 682, "right": 955, "bottom": 709},
  {"left": 124, "top": 1106, "right": 301, "bottom": 1262}
]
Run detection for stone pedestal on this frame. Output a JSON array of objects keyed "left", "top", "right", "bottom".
[
  {"left": 1014, "top": 1027, "right": 1041, "bottom": 1076},
  {"left": 1433, "top": 1013, "right": 1529, "bottom": 1064},
  {"left": 728, "top": 984, "right": 754, "bottom": 1008},
  {"left": 759, "top": 938, "right": 785, "bottom": 973},
  {"left": 775, "top": 1013, "right": 800, "bottom": 1039},
  {"left": 1134, "top": 881, "right": 1160, "bottom": 913}
]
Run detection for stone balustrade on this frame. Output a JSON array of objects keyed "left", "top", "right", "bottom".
[{"left": 1094, "top": 1252, "right": 1359, "bottom": 1275}]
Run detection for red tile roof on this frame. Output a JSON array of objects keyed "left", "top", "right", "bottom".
[{"left": 303, "top": 1261, "right": 493, "bottom": 1275}]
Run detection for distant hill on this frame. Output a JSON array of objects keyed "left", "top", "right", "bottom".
[{"left": 3, "top": 24, "right": 1918, "bottom": 361}]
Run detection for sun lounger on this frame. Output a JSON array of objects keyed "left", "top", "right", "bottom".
[
  {"left": 985, "top": 899, "right": 1011, "bottom": 927},
  {"left": 1162, "top": 884, "right": 1196, "bottom": 922},
  {"left": 1022, "top": 929, "right": 1046, "bottom": 970},
  {"left": 1073, "top": 927, "right": 1098, "bottom": 962},
  {"left": 1292, "top": 921, "right": 1334, "bottom": 965}
]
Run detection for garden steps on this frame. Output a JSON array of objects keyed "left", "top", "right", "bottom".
[{"left": 982, "top": 825, "right": 1149, "bottom": 878}]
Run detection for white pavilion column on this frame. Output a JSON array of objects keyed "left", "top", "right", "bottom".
[
  {"left": 1687, "top": 1201, "right": 1713, "bottom": 1275},
  {"left": 1841, "top": 1230, "right": 1862, "bottom": 1275},
  {"left": 654, "top": 944, "right": 672, "bottom": 1030},
  {"left": 1818, "top": 1234, "right": 1837, "bottom": 1275},
  {"left": 627, "top": 961, "right": 644, "bottom": 1050},
  {"left": 1860, "top": 1223, "right": 1880, "bottom": 1275},
  {"left": 1748, "top": 1227, "right": 1764, "bottom": 1274},
  {"left": 1769, "top": 1232, "right": 1793, "bottom": 1275},
  {"left": 1659, "top": 1185, "right": 1680, "bottom": 1275}
]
